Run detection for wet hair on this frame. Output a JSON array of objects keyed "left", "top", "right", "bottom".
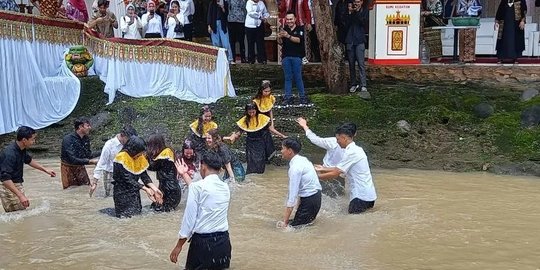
[
  {"left": 341, "top": 122, "right": 357, "bottom": 135},
  {"left": 123, "top": 136, "right": 146, "bottom": 157},
  {"left": 243, "top": 103, "right": 259, "bottom": 128},
  {"left": 181, "top": 139, "right": 197, "bottom": 160},
  {"left": 196, "top": 105, "right": 213, "bottom": 136},
  {"left": 254, "top": 80, "right": 272, "bottom": 100},
  {"left": 201, "top": 149, "right": 224, "bottom": 171},
  {"left": 16, "top": 126, "right": 36, "bottom": 141},
  {"left": 206, "top": 128, "right": 223, "bottom": 150},
  {"left": 74, "top": 117, "right": 91, "bottom": 130},
  {"left": 97, "top": 0, "right": 109, "bottom": 7},
  {"left": 120, "top": 125, "right": 138, "bottom": 138},
  {"left": 282, "top": 137, "right": 302, "bottom": 154},
  {"left": 146, "top": 133, "right": 171, "bottom": 160},
  {"left": 335, "top": 123, "right": 356, "bottom": 138}
]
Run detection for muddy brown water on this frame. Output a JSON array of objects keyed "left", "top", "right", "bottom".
[{"left": 1, "top": 159, "right": 539, "bottom": 270}]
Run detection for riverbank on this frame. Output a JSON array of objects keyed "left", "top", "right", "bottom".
[{"left": 1, "top": 64, "right": 540, "bottom": 175}]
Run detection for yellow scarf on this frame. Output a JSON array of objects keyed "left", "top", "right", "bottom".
[
  {"left": 114, "top": 151, "right": 149, "bottom": 175},
  {"left": 190, "top": 120, "right": 218, "bottom": 137},
  {"left": 153, "top": 147, "right": 175, "bottom": 162},
  {"left": 236, "top": 114, "right": 270, "bottom": 132},
  {"left": 253, "top": 95, "right": 276, "bottom": 113}
]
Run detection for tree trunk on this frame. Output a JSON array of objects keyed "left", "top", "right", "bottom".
[{"left": 312, "top": 0, "right": 349, "bottom": 94}]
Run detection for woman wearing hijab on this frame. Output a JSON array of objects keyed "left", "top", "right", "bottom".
[
  {"left": 65, "top": 0, "right": 89, "bottom": 22},
  {"left": 164, "top": 0, "right": 186, "bottom": 39},
  {"left": 112, "top": 136, "right": 163, "bottom": 218},
  {"left": 120, "top": 4, "right": 143, "bottom": 39}
]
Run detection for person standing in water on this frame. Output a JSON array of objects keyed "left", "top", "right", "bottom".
[
  {"left": 296, "top": 117, "right": 357, "bottom": 197},
  {"left": 278, "top": 138, "right": 322, "bottom": 228},
  {"left": 252, "top": 80, "right": 287, "bottom": 139},
  {"left": 315, "top": 123, "right": 377, "bottom": 214},
  {"left": 146, "top": 133, "right": 182, "bottom": 212},
  {"left": 60, "top": 117, "right": 99, "bottom": 189},
  {"left": 170, "top": 150, "right": 232, "bottom": 269},
  {"left": 206, "top": 128, "right": 245, "bottom": 182},
  {"left": 188, "top": 106, "right": 218, "bottom": 154},
  {"left": 0, "top": 126, "right": 56, "bottom": 212},
  {"left": 90, "top": 125, "right": 138, "bottom": 197}
]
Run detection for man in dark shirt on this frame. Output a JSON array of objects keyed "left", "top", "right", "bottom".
[
  {"left": 344, "top": 0, "right": 368, "bottom": 93},
  {"left": 278, "top": 11, "right": 308, "bottom": 105},
  {"left": 60, "top": 117, "right": 99, "bottom": 189},
  {"left": 0, "top": 126, "right": 56, "bottom": 212}
]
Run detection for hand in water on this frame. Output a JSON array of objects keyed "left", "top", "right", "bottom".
[
  {"left": 18, "top": 194, "right": 30, "bottom": 208},
  {"left": 276, "top": 220, "right": 287, "bottom": 229}
]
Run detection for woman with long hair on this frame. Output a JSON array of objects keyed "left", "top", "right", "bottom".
[
  {"left": 252, "top": 80, "right": 287, "bottom": 138},
  {"left": 188, "top": 105, "right": 218, "bottom": 153},
  {"left": 227, "top": 103, "right": 285, "bottom": 174},
  {"left": 112, "top": 136, "right": 163, "bottom": 218},
  {"left": 176, "top": 139, "right": 200, "bottom": 185},
  {"left": 146, "top": 134, "right": 182, "bottom": 212},
  {"left": 206, "top": 129, "right": 246, "bottom": 182},
  {"left": 164, "top": 0, "right": 185, "bottom": 39}
]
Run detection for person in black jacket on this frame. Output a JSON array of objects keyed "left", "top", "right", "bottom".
[
  {"left": 344, "top": 0, "right": 368, "bottom": 93},
  {"left": 60, "top": 117, "right": 99, "bottom": 189},
  {"left": 146, "top": 134, "right": 182, "bottom": 212},
  {"left": 208, "top": 0, "right": 235, "bottom": 63},
  {"left": 112, "top": 136, "right": 163, "bottom": 218}
]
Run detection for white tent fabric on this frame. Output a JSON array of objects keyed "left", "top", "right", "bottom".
[
  {"left": 0, "top": 38, "right": 81, "bottom": 135},
  {"left": 91, "top": 48, "right": 236, "bottom": 105}
]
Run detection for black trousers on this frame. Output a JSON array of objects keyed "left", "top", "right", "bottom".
[
  {"left": 186, "top": 231, "right": 231, "bottom": 270},
  {"left": 245, "top": 25, "right": 266, "bottom": 63},
  {"left": 290, "top": 190, "right": 322, "bottom": 227},
  {"left": 348, "top": 198, "right": 375, "bottom": 214},
  {"left": 183, "top": 23, "right": 194, "bottom": 41},
  {"left": 144, "top": 33, "right": 162, "bottom": 38},
  {"left": 229, "top": 22, "right": 246, "bottom": 60}
]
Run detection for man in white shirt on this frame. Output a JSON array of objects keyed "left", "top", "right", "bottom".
[
  {"left": 170, "top": 150, "right": 231, "bottom": 269},
  {"left": 278, "top": 138, "right": 322, "bottom": 228},
  {"left": 296, "top": 117, "right": 356, "bottom": 197},
  {"left": 89, "top": 126, "right": 137, "bottom": 197},
  {"left": 315, "top": 123, "right": 377, "bottom": 214}
]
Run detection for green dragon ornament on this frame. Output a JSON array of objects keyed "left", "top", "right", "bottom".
[{"left": 65, "top": 45, "right": 94, "bottom": 77}]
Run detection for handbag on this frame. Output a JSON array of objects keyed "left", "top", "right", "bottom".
[{"left": 174, "top": 23, "right": 184, "bottom": 33}]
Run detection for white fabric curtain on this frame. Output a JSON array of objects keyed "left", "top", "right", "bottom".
[
  {"left": 0, "top": 38, "right": 81, "bottom": 135},
  {"left": 92, "top": 48, "right": 236, "bottom": 104}
]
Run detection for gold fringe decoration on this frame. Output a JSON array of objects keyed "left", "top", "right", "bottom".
[
  {"left": 33, "top": 23, "right": 83, "bottom": 44},
  {"left": 83, "top": 33, "right": 218, "bottom": 72},
  {"left": 0, "top": 18, "right": 33, "bottom": 41}
]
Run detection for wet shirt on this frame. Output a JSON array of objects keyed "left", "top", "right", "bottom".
[
  {"left": 0, "top": 142, "right": 32, "bottom": 184},
  {"left": 337, "top": 142, "right": 377, "bottom": 202},
  {"left": 286, "top": 154, "right": 321, "bottom": 207},
  {"left": 305, "top": 129, "right": 344, "bottom": 167},
  {"left": 61, "top": 132, "right": 92, "bottom": 166},
  {"left": 179, "top": 174, "right": 230, "bottom": 239},
  {"left": 93, "top": 136, "right": 123, "bottom": 179},
  {"left": 282, "top": 25, "right": 305, "bottom": 58}
]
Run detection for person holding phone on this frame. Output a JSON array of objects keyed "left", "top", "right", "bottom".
[
  {"left": 88, "top": 0, "right": 118, "bottom": 38},
  {"left": 141, "top": 0, "right": 164, "bottom": 38},
  {"left": 120, "top": 3, "right": 143, "bottom": 39}
]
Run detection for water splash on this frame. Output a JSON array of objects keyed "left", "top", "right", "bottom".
[{"left": 0, "top": 200, "right": 51, "bottom": 223}]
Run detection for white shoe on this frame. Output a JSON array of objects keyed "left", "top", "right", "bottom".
[
  {"left": 302, "top": 57, "right": 309, "bottom": 65},
  {"left": 361, "top": 86, "right": 367, "bottom": 92},
  {"left": 230, "top": 61, "right": 236, "bottom": 65},
  {"left": 349, "top": 85, "right": 359, "bottom": 93}
]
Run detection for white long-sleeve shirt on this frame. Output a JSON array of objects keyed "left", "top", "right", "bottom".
[
  {"left": 179, "top": 174, "right": 230, "bottom": 239},
  {"left": 337, "top": 142, "right": 377, "bottom": 202},
  {"left": 178, "top": 0, "right": 195, "bottom": 24},
  {"left": 93, "top": 136, "right": 123, "bottom": 179},
  {"left": 286, "top": 154, "right": 322, "bottom": 207},
  {"left": 244, "top": 0, "right": 269, "bottom": 28},
  {"left": 120, "top": 16, "right": 143, "bottom": 39},
  {"left": 165, "top": 14, "right": 186, "bottom": 39},
  {"left": 305, "top": 129, "right": 344, "bottom": 167},
  {"left": 141, "top": 12, "right": 163, "bottom": 36}
]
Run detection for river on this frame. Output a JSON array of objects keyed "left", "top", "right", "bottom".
[{"left": 1, "top": 159, "right": 539, "bottom": 269}]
